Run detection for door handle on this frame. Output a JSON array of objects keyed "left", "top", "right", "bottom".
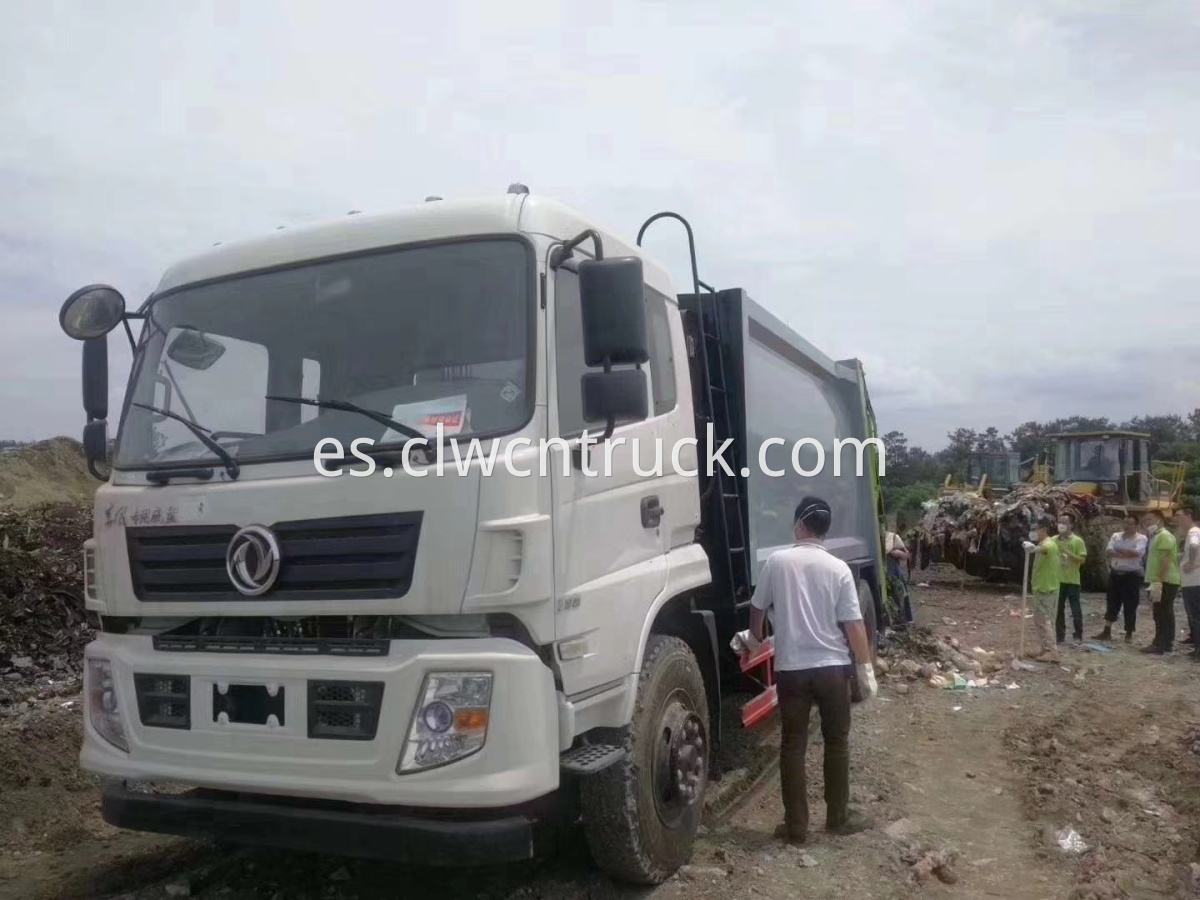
[{"left": 641, "top": 495, "right": 664, "bottom": 529}]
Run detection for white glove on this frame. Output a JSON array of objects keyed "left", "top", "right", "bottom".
[
  {"left": 1022, "top": 541, "right": 1035, "bottom": 552},
  {"left": 856, "top": 662, "right": 878, "bottom": 700},
  {"left": 1148, "top": 582, "right": 1163, "bottom": 604}
]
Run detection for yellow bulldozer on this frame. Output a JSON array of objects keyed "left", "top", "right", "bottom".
[{"left": 1045, "top": 430, "right": 1187, "bottom": 516}]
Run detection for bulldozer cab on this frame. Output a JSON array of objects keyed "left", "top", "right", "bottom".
[
  {"left": 1047, "top": 431, "right": 1185, "bottom": 514},
  {"left": 966, "top": 451, "right": 1020, "bottom": 495},
  {"left": 942, "top": 450, "right": 1020, "bottom": 498}
]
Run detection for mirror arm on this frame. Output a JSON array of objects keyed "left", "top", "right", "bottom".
[
  {"left": 86, "top": 455, "right": 107, "bottom": 481},
  {"left": 121, "top": 317, "right": 136, "bottom": 353},
  {"left": 549, "top": 229, "right": 605, "bottom": 269},
  {"left": 600, "top": 416, "right": 616, "bottom": 442}
]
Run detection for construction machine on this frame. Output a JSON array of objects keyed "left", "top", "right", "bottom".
[
  {"left": 1046, "top": 430, "right": 1187, "bottom": 515},
  {"left": 941, "top": 450, "right": 1020, "bottom": 499}
]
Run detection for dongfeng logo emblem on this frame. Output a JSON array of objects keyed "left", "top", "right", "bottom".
[{"left": 226, "top": 525, "right": 281, "bottom": 596}]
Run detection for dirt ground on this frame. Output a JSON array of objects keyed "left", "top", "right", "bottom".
[{"left": 2, "top": 567, "right": 1197, "bottom": 900}]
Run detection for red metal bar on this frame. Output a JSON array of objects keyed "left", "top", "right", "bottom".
[
  {"left": 739, "top": 637, "right": 778, "bottom": 729},
  {"left": 739, "top": 637, "right": 775, "bottom": 673},
  {"left": 741, "top": 684, "right": 777, "bottom": 728}
]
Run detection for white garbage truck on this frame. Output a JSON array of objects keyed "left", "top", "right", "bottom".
[{"left": 59, "top": 185, "right": 886, "bottom": 884}]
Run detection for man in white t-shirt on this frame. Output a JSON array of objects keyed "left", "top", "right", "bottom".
[
  {"left": 749, "top": 496, "right": 877, "bottom": 845},
  {"left": 1175, "top": 507, "right": 1200, "bottom": 661}
]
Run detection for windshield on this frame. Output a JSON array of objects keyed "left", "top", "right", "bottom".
[
  {"left": 116, "top": 238, "right": 535, "bottom": 470},
  {"left": 1056, "top": 438, "right": 1120, "bottom": 482},
  {"left": 967, "top": 454, "right": 1018, "bottom": 486}
]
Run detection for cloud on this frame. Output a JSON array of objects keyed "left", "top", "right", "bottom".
[{"left": 1, "top": 0, "right": 1198, "bottom": 451}]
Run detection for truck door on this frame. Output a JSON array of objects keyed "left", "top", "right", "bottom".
[{"left": 547, "top": 260, "right": 669, "bottom": 696}]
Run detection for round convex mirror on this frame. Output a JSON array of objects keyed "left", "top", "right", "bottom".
[{"left": 59, "top": 285, "right": 126, "bottom": 340}]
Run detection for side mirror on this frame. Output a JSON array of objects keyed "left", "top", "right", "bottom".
[
  {"left": 582, "top": 369, "right": 649, "bottom": 426},
  {"left": 578, "top": 257, "right": 648, "bottom": 368},
  {"left": 60, "top": 285, "right": 126, "bottom": 340},
  {"left": 166, "top": 328, "right": 226, "bottom": 370},
  {"left": 83, "top": 337, "right": 108, "bottom": 421},
  {"left": 82, "top": 420, "right": 109, "bottom": 481}
]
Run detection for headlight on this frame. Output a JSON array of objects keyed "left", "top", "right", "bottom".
[
  {"left": 397, "top": 672, "right": 492, "bottom": 773},
  {"left": 87, "top": 658, "right": 129, "bottom": 752}
]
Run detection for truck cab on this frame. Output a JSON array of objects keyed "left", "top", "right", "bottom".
[{"left": 59, "top": 186, "right": 884, "bottom": 883}]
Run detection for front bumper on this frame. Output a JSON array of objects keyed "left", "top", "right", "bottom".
[
  {"left": 101, "top": 782, "right": 546, "bottom": 865},
  {"left": 80, "top": 633, "right": 560, "bottom": 809}
]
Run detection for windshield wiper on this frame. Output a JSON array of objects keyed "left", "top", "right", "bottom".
[
  {"left": 132, "top": 403, "right": 241, "bottom": 481},
  {"left": 266, "top": 395, "right": 438, "bottom": 462}
]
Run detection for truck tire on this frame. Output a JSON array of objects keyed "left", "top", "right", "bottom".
[{"left": 580, "top": 634, "right": 709, "bottom": 885}]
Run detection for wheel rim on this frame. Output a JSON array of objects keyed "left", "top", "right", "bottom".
[{"left": 652, "top": 696, "right": 707, "bottom": 828}]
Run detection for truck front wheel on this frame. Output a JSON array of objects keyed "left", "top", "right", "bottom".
[{"left": 580, "top": 634, "right": 709, "bottom": 884}]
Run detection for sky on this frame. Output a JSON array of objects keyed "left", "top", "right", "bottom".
[{"left": 2, "top": 0, "right": 1199, "bottom": 450}]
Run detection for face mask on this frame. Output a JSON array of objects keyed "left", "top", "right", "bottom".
[
  {"left": 1029, "top": 530, "right": 1040, "bottom": 542},
  {"left": 1145, "top": 523, "right": 1158, "bottom": 535},
  {"left": 1057, "top": 524, "right": 1069, "bottom": 535}
]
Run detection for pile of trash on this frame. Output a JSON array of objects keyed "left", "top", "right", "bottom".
[
  {"left": 909, "top": 484, "right": 1119, "bottom": 590},
  {"left": 877, "top": 625, "right": 1019, "bottom": 692},
  {"left": 0, "top": 502, "right": 95, "bottom": 702}
]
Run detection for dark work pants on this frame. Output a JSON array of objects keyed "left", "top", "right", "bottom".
[
  {"left": 1150, "top": 582, "right": 1180, "bottom": 649},
  {"left": 1181, "top": 587, "right": 1200, "bottom": 651},
  {"left": 776, "top": 666, "right": 851, "bottom": 838},
  {"left": 1056, "top": 583, "right": 1083, "bottom": 642},
  {"left": 1105, "top": 571, "right": 1142, "bottom": 634}
]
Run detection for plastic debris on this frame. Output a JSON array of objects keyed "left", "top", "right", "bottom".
[
  {"left": 1055, "top": 827, "right": 1088, "bottom": 854},
  {"left": 1011, "top": 659, "right": 1040, "bottom": 672},
  {"left": 1082, "top": 642, "right": 1112, "bottom": 653},
  {"left": 911, "top": 483, "right": 1109, "bottom": 589}
]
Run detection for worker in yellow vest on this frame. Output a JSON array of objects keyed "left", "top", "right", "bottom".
[
  {"left": 1141, "top": 510, "right": 1181, "bottom": 654},
  {"left": 1055, "top": 513, "right": 1088, "bottom": 645},
  {"left": 1023, "top": 517, "right": 1062, "bottom": 663}
]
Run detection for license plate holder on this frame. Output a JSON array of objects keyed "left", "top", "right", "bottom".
[{"left": 213, "top": 683, "right": 285, "bottom": 726}]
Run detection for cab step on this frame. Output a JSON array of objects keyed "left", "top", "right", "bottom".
[{"left": 560, "top": 743, "right": 626, "bottom": 775}]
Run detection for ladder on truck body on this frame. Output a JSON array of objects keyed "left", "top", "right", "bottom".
[{"left": 637, "top": 213, "right": 775, "bottom": 731}]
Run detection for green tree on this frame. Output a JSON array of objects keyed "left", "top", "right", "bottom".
[
  {"left": 1121, "top": 414, "right": 1189, "bottom": 456},
  {"left": 944, "top": 428, "right": 977, "bottom": 466},
  {"left": 974, "top": 426, "right": 1007, "bottom": 452}
]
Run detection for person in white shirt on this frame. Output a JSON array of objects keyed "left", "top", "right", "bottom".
[
  {"left": 749, "top": 496, "right": 876, "bottom": 845},
  {"left": 1094, "top": 514, "right": 1148, "bottom": 642},
  {"left": 1175, "top": 507, "right": 1200, "bottom": 661}
]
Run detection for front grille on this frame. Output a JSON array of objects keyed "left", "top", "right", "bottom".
[
  {"left": 134, "top": 674, "right": 191, "bottom": 729},
  {"left": 152, "top": 634, "right": 391, "bottom": 656},
  {"left": 307, "top": 680, "right": 384, "bottom": 741},
  {"left": 126, "top": 512, "right": 422, "bottom": 602}
]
